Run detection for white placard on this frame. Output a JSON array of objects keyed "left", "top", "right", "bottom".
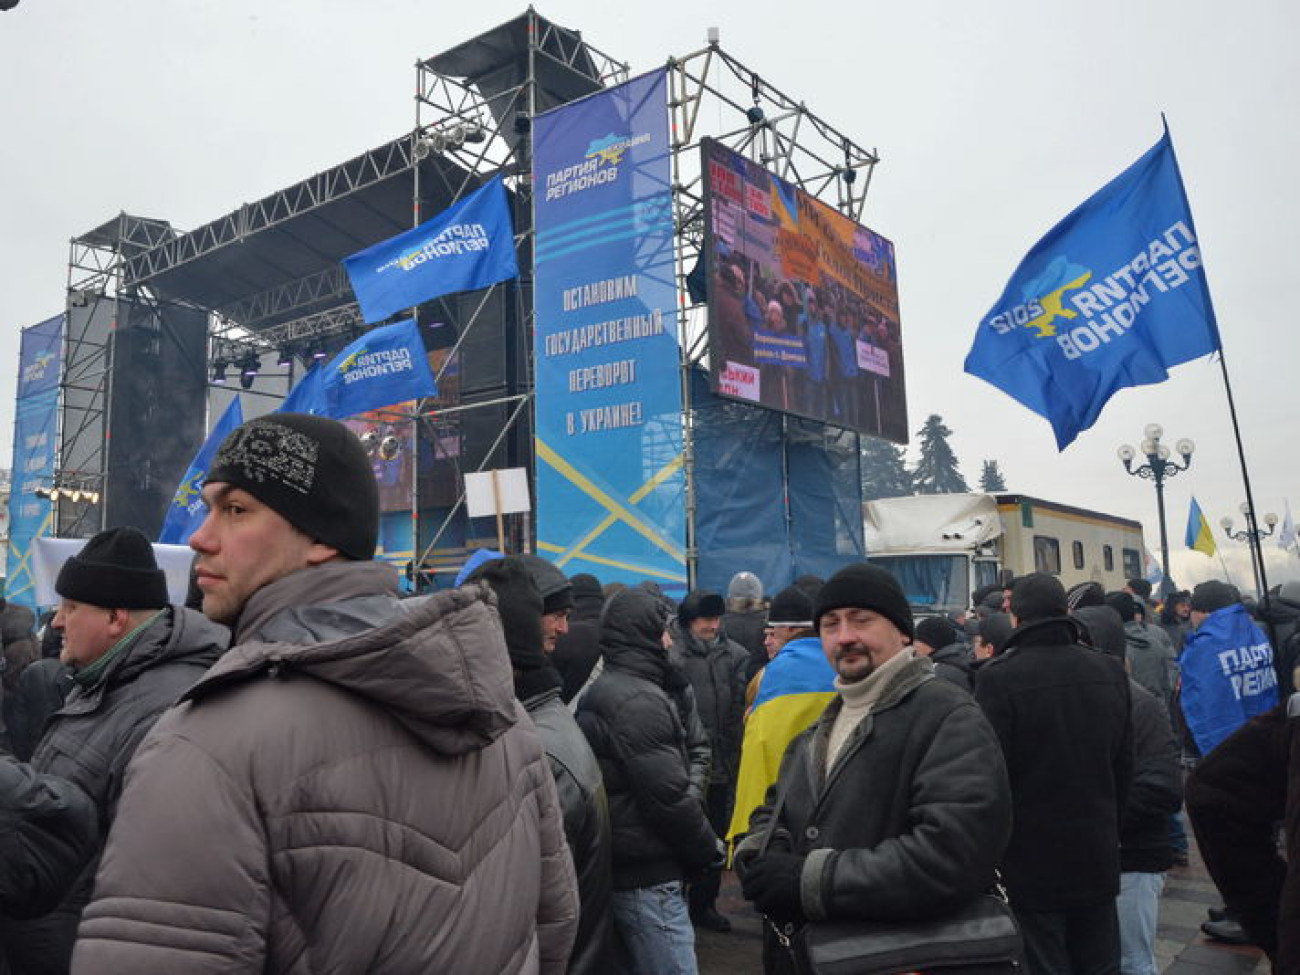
[
  {"left": 31, "top": 537, "right": 199, "bottom": 608},
  {"left": 718, "top": 360, "right": 761, "bottom": 401},
  {"left": 856, "top": 340, "right": 891, "bottom": 377},
  {"left": 464, "top": 468, "right": 532, "bottom": 518}
]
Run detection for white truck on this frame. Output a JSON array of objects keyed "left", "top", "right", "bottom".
[{"left": 863, "top": 492, "right": 1146, "bottom": 616}]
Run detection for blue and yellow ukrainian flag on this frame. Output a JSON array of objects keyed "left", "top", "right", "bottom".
[
  {"left": 1186, "top": 496, "right": 1217, "bottom": 557},
  {"left": 727, "top": 636, "right": 836, "bottom": 846}
]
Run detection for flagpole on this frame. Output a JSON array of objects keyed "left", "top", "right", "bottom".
[{"left": 1215, "top": 350, "right": 1270, "bottom": 597}]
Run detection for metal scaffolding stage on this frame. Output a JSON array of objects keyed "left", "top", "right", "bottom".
[{"left": 53, "top": 10, "right": 882, "bottom": 584}]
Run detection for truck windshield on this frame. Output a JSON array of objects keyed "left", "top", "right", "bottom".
[{"left": 866, "top": 555, "right": 970, "bottom": 614}]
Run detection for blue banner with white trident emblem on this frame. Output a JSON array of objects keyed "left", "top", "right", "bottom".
[{"left": 964, "top": 128, "right": 1221, "bottom": 449}]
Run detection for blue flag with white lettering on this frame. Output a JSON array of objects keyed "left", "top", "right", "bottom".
[
  {"left": 964, "top": 128, "right": 1221, "bottom": 449},
  {"left": 343, "top": 176, "right": 518, "bottom": 324},
  {"left": 319, "top": 318, "right": 438, "bottom": 419},
  {"left": 158, "top": 397, "right": 244, "bottom": 543},
  {"left": 1179, "top": 602, "right": 1278, "bottom": 755}
]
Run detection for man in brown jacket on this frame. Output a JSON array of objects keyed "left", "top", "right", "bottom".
[{"left": 72, "top": 413, "right": 578, "bottom": 974}]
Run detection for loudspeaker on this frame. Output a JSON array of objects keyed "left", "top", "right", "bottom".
[{"left": 103, "top": 299, "right": 208, "bottom": 536}]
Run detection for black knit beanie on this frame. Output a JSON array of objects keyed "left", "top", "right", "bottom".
[
  {"left": 812, "top": 563, "right": 914, "bottom": 638},
  {"left": 1104, "top": 591, "right": 1141, "bottom": 623},
  {"left": 206, "top": 413, "right": 378, "bottom": 561},
  {"left": 1190, "top": 580, "right": 1240, "bottom": 614},
  {"left": 1066, "top": 580, "right": 1106, "bottom": 611},
  {"left": 768, "top": 585, "right": 814, "bottom": 627},
  {"left": 1010, "top": 572, "right": 1069, "bottom": 623},
  {"left": 915, "top": 615, "right": 959, "bottom": 650},
  {"left": 56, "top": 527, "right": 169, "bottom": 609},
  {"left": 1074, "top": 605, "right": 1127, "bottom": 661}
]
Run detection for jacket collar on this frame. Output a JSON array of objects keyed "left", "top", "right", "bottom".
[
  {"left": 235, "top": 561, "right": 398, "bottom": 643},
  {"left": 1004, "top": 616, "right": 1083, "bottom": 651}
]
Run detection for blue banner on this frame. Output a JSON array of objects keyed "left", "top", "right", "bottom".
[
  {"left": 342, "top": 176, "right": 519, "bottom": 324},
  {"left": 7, "top": 315, "right": 64, "bottom": 607},
  {"left": 157, "top": 397, "right": 245, "bottom": 544},
  {"left": 964, "top": 128, "right": 1220, "bottom": 449},
  {"left": 280, "top": 362, "right": 327, "bottom": 415},
  {"left": 532, "top": 69, "right": 686, "bottom": 590}
]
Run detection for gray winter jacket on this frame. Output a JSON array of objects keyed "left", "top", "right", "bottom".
[{"left": 72, "top": 562, "right": 578, "bottom": 975}]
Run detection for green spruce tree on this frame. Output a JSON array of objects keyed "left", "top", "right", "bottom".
[
  {"left": 911, "top": 414, "right": 969, "bottom": 495},
  {"left": 860, "top": 435, "right": 913, "bottom": 501},
  {"left": 978, "top": 459, "right": 1008, "bottom": 493}
]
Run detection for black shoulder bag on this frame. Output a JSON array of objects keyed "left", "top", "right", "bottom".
[{"left": 757, "top": 763, "right": 1023, "bottom": 974}]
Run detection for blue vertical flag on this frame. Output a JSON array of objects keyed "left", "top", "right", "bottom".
[
  {"left": 964, "top": 127, "right": 1221, "bottom": 449},
  {"left": 342, "top": 176, "right": 518, "bottom": 324},
  {"left": 279, "top": 361, "right": 328, "bottom": 415},
  {"left": 158, "top": 397, "right": 244, "bottom": 544}
]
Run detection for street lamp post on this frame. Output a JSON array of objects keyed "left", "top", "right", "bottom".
[
  {"left": 1220, "top": 502, "right": 1277, "bottom": 599},
  {"left": 1117, "top": 424, "right": 1194, "bottom": 593}
]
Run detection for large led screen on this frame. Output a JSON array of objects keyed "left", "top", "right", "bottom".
[{"left": 702, "top": 139, "right": 907, "bottom": 443}]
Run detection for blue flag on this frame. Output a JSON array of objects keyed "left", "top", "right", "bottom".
[
  {"left": 343, "top": 176, "right": 518, "bottom": 324},
  {"left": 158, "top": 397, "right": 244, "bottom": 543},
  {"left": 279, "top": 362, "right": 328, "bottom": 415},
  {"left": 1179, "top": 603, "right": 1277, "bottom": 755},
  {"left": 319, "top": 318, "right": 438, "bottom": 418},
  {"left": 964, "top": 128, "right": 1221, "bottom": 449}
]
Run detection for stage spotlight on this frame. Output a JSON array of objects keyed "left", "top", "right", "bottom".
[
  {"left": 33, "top": 486, "right": 50, "bottom": 500},
  {"left": 312, "top": 343, "right": 328, "bottom": 361},
  {"left": 842, "top": 167, "right": 857, "bottom": 185},
  {"left": 459, "top": 120, "right": 486, "bottom": 144},
  {"left": 86, "top": 491, "right": 101, "bottom": 505},
  {"left": 212, "top": 359, "right": 229, "bottom": 383},
  {"left": 745, "top": 105, "right": 765, "bottom": 126},
  {"left": 277, "top": 345, "right": 293, "bottom": 368},
  {"left": 68, "top": 489, "right": 82, "bottom": 503},
  {"left": 378, "top": 435, "right": 401, "bottom": 461},
  {"left": 360, "top": 429, "right": 380, "bottom": 451}
]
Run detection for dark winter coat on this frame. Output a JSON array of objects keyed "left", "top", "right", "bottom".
[
  {"left": 973, "top": 617, "right": 1134, "bottom": 911},
  {"left": 3, "top": 607, "right": 228, "bottom": 975},
  {"left": 553, "top": 579, "right": 603, "bottom": 704},
  {"left": 72, "top": 564, "right": 578, "bottom": 975},
  {"left": 735, "top": 656, "right": 1011, "bottom": 961},
  {"left": 525, "top": 689, "right": 615, "bottom": 975},
  {"left": 673, "top": 621, "right": 748, "bottom": 785},
  {"left": 1259, "top": 592, "right": 1300, "bottom": 696},
  {"left": 1121, "top": 681, "right": 1182, "bottom": 874},
  {"left": 576, "top": 590, "right": 717, "bottom": 890},
  {"left": 1185, "top": 695, "right": 1300, "bottom": 970},
  {"left": 6, "top": 658, "right": 70, "bottom": 762},
  {"left": 723, "top": 608, "right": 769, "bottom": 681},
  {"left": 1124, "top": 620, "right": 1178, "bottom": 711},
  {"left": 0, "top": 760, "right": 97, "bottom": 920},
  {"left": 930, "top": 640, "right": 974, "bottom": 692}
]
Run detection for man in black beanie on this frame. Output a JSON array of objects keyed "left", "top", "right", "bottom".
[
  {"left": 671, "top": 589, "right": 748, "bottom": 932},
  {"left": 74, "top": 414, "right": 578, "bottom": 974},
  {"left": 735, "top": 563, "right": 1012, "bottom": 973},
  {"left": 2, "top": 527, "right": 227, "bottom": 975},
  {"left": 974, "top": 572, "right": 1134, "bottom": 974}
]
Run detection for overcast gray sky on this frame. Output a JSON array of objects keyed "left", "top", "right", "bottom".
[{"left": 2, "top": 0, "right": 1297, "bottom": 591}]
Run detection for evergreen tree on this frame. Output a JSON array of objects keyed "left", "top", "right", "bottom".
[
  {"left": 978, "top": 459, "right": 1008, "bottom": 493},
  {"left": 860, "top": 435, "right": 912, "bottom": 501},
  {"left": 911, "top": 414, "right": 969, "bottom": 495}
]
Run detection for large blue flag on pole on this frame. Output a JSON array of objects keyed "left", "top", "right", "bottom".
[
  {"left": 342, "top": 176, "right": 518, "bottom": 324},
  {"left": 964, "top": 127, "right": 1221, "bottom": 449},
  {"left": 158, "top": 397, "right": 244, "bottom": 543}
]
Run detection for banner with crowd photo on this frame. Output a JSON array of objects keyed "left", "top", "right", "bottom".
[
  {"left": 532, "top": 68, "right": 687, "bottom": 592},
  {"left": 701, "top": 138, "right": 907, "bottom": 444},
  {"left": 7, "top": 315, "right": 64, "bottom": 607}
]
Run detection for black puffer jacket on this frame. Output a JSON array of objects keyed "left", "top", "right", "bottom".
[
  {"left": 974, "top": 617, "right": 1134, "bottom": 911},
  {"left": 723, "top": 608, "right": 768, "bottom": 681},
  {"left": 2, "top": 606, "right": 228, "bottom": 975},
  {"left": 6, "top": 658, "right": 70, "bottom": 762},
  {"left": 576, "top": 589, "right": 717, "bottom": 890},
  {"left": 930, "top": 640, "right": 974, "bottom": 692},
  {"left": 1121, "top": 681, "right": 1182, "bottom": 874},
  {"left": 673, "top": 617, "right": 748, "bottom": 785},
  {"left": 527, "top": 690, "right": 615, "bottom": 975},
  {"left": 553, "top": 575, "right": 604, "bottom": 704},
  {"left": 0, "top": 760, "right": 97, "bottom": 920},
  {"left": 737, "top": 656, "right": 1011, "bottom": 925}
]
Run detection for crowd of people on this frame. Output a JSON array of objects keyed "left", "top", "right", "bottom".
[{"left": 0, "top": 411, "right": 1296, "bottom": 974}]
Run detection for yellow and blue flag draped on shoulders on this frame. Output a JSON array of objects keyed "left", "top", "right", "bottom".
[
  {"left": 727, "top": 636, "right": 836, "bottom": 846},
  {"left": 964, "top": 125, "right": 1221, "bottom": 449},
  {"left": 1186, "top": 496, "right": 1217, "bottom": 557}
]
